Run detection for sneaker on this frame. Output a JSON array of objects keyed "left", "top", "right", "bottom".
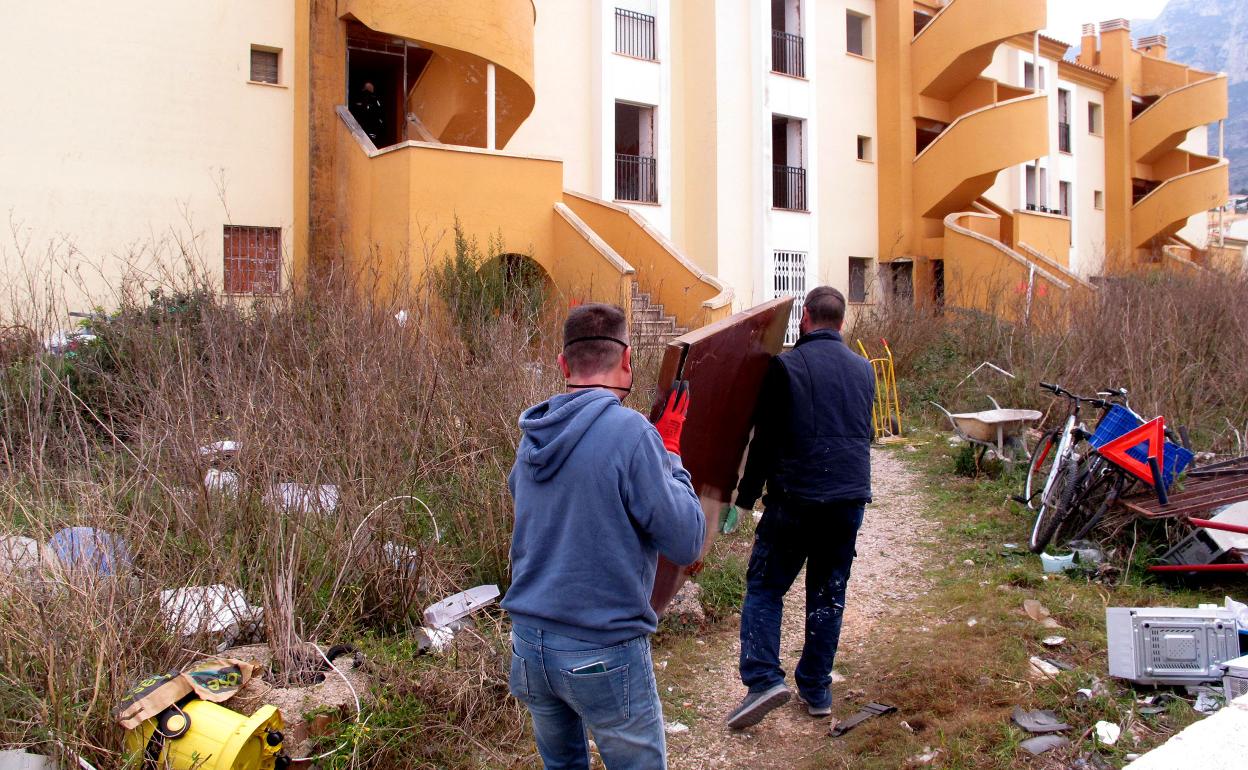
[
  {"left": 725, "top": 683, "right": 791, "bottom": 730},
  {"left": 796, "top": 693, "right": 833, "bottom": 718}
]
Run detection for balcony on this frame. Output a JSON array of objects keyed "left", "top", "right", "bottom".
[
  {"left": 1131, "top": 74, "right": 1228, "bottom": 163},
  {"left": 615, "top": 8, "right": 657, "bottom": 61},
  {"left": 771, "top": 30, "right": 805, "bottom": 78},
  {"left": 914, "top": 94, "right": 1048, "bottom": 219},
  {"left": 773, "top": 165, "right": 807, "bottom": 211},
  {"left": 616, "top": 154, "right": 658, "bottom": 203},
  {"left": 911, "top": 0, "right": 1046, "bottom": 100},
  {"left": 340, "top": 0, "right": 536, "bottom": 147},
  {"left": 1132, "top": 155, "right": 1229, "bottom": 248}
]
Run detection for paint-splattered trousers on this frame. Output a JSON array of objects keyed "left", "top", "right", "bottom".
[{"left": 738, "top": 500, "right": 865, "bottom": 710}]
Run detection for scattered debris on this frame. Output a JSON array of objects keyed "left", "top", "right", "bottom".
[
  {"left": 1107, "top": 606, "right": 1239, "bottom": 685},
  {"left": 0, "top": 750, "right": 55, "bottom": 770},
  {"left": 966, "top": 618, "right": 978, "bottom": 627},
  {"left": 1042, "top": 635, "right": 1066, "bottom": 647},
  {"left": 1011, "top": 706, "right": 1071, "bottom": 734},
  {"left": 394, "top": 309, "right": 409, "bottom": 326},
  {"left": 43, "top": 328, "right": 96, "bottom": 355},
  {"left": 1040, "top": 551, "right": 1076, "bottom": 573},
  {"left": 1019, "top": 735, "right": 1071, "bottom": 755},
  {"left": 424, "top": 585, "right": 500, "bottom": 629},
  {"left": 899, "top": 720, "right": 915, "bottom": 733},
  {"left": 47, "top": 527, "right": 132, "bottom": 576},
  {"left": 265, "top": 482, "right": 340, "bottom": 514},
  {"left": 1023, "top": 599, "right": 1064, "bottom": 629},
  {"left": 1094, "top": 720, "right": 1120, "bottom": 746},
  {"left": 1028, "top": 656, "right": 1062, "bottom": 679},
  {"left": 1193, "top": 691, "right": 1223, "bottom": 714},
  {"left": 0, "top": 535, "right": 49, "bottom": 577},
  {"left": 962, "top": 559, "right": 975, "bottom": 566},
  {"left": 664, "top": 721, "right": 690, "bottom": 735},
  {"left": 1224, "top": 654, "right": 1248, "bottom": 700},
  {"left": 198, "top": 440, "right": 239, "bottom": 459},
  {"left": 1067, "top": 539, "right": 1105, "bottom": 567},
  {"left": 908, "top": 746, "right": 941, "bottom": 764},
  {"left": 160, "top": 584, "right": 264, "bottom": 652},
  {"left": 829, "top": 701, "right": 896, "bottom": 737},
  {"left": 830, "top": 670, "right": 846, "bottom": 684},
  {"left": 203, "top": 468, "right": 240, "bottom": 496}
]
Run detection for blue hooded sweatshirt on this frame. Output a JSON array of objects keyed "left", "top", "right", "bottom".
[{"left": 502, "top": 388, "right": 706, "bottom": 645}]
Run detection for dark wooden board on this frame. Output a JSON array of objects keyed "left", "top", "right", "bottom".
[
  {"left": 646, "top": 297, "right": 793, "bottom": 615},
  {"left": 1122, "top": 456, "right": 1248, "bottom": 519}
]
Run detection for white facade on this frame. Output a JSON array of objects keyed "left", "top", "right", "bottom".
[{"left": 0, "top": 0, "right": 295, "bottom": 317}]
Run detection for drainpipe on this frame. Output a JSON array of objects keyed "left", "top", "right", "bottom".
[
  {"left": 1220, "top": 119, "right": 1226, "bottom": 247},
  {"left": 486, "top": 63, "right": 497, "bottom": 151},
  {"left": 1033, "top": 32, "right": 1042, "bottom": 212}
]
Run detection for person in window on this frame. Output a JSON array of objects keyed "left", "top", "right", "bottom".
[
  {"left": 725, "top": 286, "right": 875, "bottom": 730},
  {"left": 351, "top": 81, "right": 385, "bottom": 145}
]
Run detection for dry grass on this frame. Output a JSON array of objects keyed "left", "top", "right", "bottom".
[
  {"left": 849, "top": 270, "right": 1248, "bottom": 451},
  {"left": 0, "top": 238, "right": 567, "bottom": 766}
]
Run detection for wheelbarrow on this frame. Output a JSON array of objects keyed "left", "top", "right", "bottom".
[{"left": 930, "top": 397, "right": 1042, "bottom": 465}]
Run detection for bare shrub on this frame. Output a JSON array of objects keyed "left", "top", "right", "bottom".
[
  {"left": 0, "top": 244, "right": 567, "bottom": 765},
  {"left": 848, "top": 270, "right": 1248, "bottom": 451}
]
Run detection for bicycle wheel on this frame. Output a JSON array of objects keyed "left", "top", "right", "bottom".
[
  {"left": 1052, "top": 459, "right": 1112, "bottom": 547},
  {"left": 1023, "top": 429, "right": 1060, "bottom": 508},
  {"left": 1028, "top": 456, "right": 1080, "bottom": 553}
]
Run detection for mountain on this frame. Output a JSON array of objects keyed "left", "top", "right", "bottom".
[{"left": 1133, "top": 0, "right": 1248, "bottom": 192}]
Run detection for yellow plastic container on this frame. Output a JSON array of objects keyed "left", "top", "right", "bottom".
[{"left": 124, "top": 700, "right": 283, "bottom": 770}]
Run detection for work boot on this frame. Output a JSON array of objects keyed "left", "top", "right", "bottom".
[
  {"left": 725, "top": 683, "right": 791, "bottom": 729},
  {"left": 796, "top": 692, "right": 833, "bottom": 718}
]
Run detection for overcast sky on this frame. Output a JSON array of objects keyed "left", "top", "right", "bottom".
[{"left": 1044, "top": 0, "right": 1171, "bottom": 46}]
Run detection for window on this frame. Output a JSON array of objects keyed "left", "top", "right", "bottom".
[
  {"left": 856, "top": 135, "right": 872, "bottom": 161},
  {"left": 771, "top": 0, "right": 804, "bottom": 76},
  {"left": 848, "top": 257, "right": 872, "bottom": 303},
  {"left": 615, "top": 8, "right": 656, "bottom": 61},
  {"left": 846, "top": 12, "right": 870, "bottom": 57},
  {"left": 1025, "top": 164, "right": 1048, "bottom": 211},
  {"left": 1057, "top": 89, "right": 1072, "bottom": 153},
  {"left": 772, "top": 115, "right": 806, "bottom": 210},
  {"left": 1024, "top": 61, "right": 1046, "bottom": 90},
  {"left": 615, "top": 102, "right": 657, "bottom": 203},
  {"left": 1058, "top": 181, "right": 1071, "bottom": 217},
  {"left": 1094, "top": 190, "right": 1105, "bottom": 210},
  {"left": 1088, "top": 102, "right": 1103, "bottom": 135},
  {"left": 772, "top": 251, "right": 807, "bottom": 344},
  {"left": 223, "top": 226, "right": 281, "bottom": 294},
  {"left": 250, "top": 47, "right": 280, "bottom": 84}
]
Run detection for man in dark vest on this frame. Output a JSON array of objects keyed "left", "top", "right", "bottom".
[{"left": 725, "top": 286, "right": 875, "bottom": 729}]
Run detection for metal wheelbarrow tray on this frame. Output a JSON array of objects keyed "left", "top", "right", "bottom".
[{"left": 931, "top": 396, "right": 1041, "bottom": 463}]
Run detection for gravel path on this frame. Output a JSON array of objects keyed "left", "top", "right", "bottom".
[{"left": 660, "top": 448, "right": 936, "bottom": 768}]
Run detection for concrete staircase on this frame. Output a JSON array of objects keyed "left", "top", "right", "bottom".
[{"left": 630, "top": 282, "right": 688, "bottom": 350}]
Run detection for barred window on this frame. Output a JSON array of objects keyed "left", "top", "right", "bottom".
[
  {"left": 772, "top": 250, "right": 808, "bottom": 345},
  {"left": 223, "top": 226, "right": 281, "bottom": 294}
]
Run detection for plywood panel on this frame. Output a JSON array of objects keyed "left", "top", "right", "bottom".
[{"left": 647, "top": 297, "right": 793, "bottom": 614}]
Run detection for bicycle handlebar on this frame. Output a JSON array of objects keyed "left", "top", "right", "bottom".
[{"left": 1037, "top": 381, "right": 1111, "bottom": 409}]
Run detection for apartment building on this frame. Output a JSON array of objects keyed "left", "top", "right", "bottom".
[
  {"left": 511, "top": 0, "right": 880, "bottom": 340},
  {"left": 0, "top": 0, "right": 1232, "bottom": 330}
]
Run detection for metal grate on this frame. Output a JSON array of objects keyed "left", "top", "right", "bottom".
[
  {"left": 223, "top": 225, "right": 282, "bottom": 294},
  {"left": 772, "top": 250, "right": 807, "bottom": 345},
  {"left": 1146, "top": 627, "right": 1203, "bottom": 670},
  {"left": 771, "top": 30, "right": 804, "bottom": 77},
  {"left": 615, "top": 153, "right": 658, "bottom": 203},
  {"left": 615, "top": 8, "right": 657, "bottom": 61}
]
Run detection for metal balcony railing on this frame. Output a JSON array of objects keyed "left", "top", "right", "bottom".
[
  {"left": 773, "top": 165, "right": 807, "bottom": 211},
  {"left": 771, "top": 30, "right": 805, "bottom": 77},
  {"left": 615, "top": 8, "right": 657, "bottom": 61},
  {"left": 1058, "top": 122, "right": 1071, "bottom": 153},
  {"left": 616, "top": 153, "right": 658, "bottom": 203}
]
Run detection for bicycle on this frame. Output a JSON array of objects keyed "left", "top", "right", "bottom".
[{"left": 1020, "top": 383, "right": 1128, "bottom": 553}]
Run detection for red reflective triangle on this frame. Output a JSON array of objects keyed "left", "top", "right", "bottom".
[{"left": 1098, "top": 417, "right": 1166, "bottom": 484}]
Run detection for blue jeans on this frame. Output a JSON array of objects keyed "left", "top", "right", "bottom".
[
  {"left": 508, "top": 623, "right": 666, "bottom": 770},
  {"left": 739, "top": 500, "right": 864, "bottom": 709}
]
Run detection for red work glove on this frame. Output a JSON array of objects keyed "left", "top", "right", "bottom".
[{"left": 653, "top": 380, "right": 690, "bottom": 455}]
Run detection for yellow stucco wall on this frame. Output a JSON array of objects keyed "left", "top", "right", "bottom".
[
  {"left": 1013, "top": 211, "right": 1071, "bottom": 267},
  {"left": 1, "top": 0, "right": 295, "bottom": 316}
]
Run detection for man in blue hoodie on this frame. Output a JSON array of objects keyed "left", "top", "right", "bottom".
[{"left": 503, "top": 303, "right": 706, "bottom": 770}]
